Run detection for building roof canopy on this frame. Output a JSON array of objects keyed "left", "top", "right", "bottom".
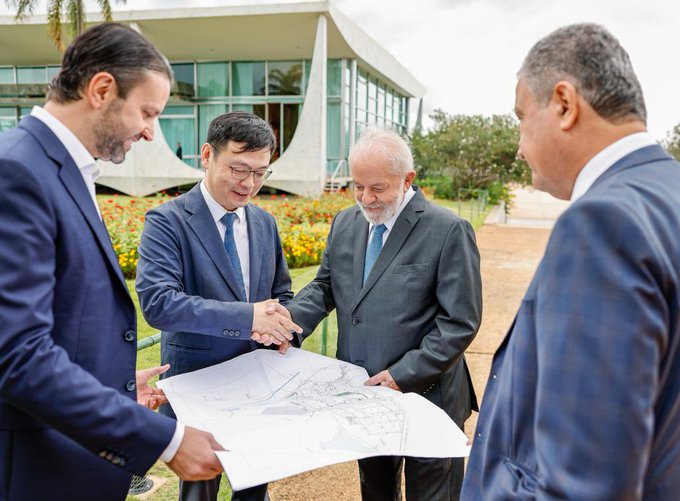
[{"left": 0, "top": 1, "right": 425, "bottom": 97}]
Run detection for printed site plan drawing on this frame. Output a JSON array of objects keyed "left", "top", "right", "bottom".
[{"left": 158, "top": 347, "right": 469, "bottom": 490}]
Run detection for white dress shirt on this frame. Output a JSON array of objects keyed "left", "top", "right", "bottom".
[
  {"left": 366, "top": 186, "right": 416, "bottom": 248},
  {"left": 30, "top": 106, "right": 101, "bottom": 218},
  {"left": 571, "top": 132, "right": 657, "bottom": 201},
  {"left": 200, "top": 180, "right": 251, "bottom": 298},
  {"left": 30, "top": 106, "right": 184, "bottom": 463}
]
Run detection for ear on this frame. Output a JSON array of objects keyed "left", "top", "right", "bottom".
[
  {"left": 85, "top": 72, "right": 117, "bottom": 110},
  {"left": 200, "top": 142, "right": 212, "bottom": 168},
  {"left": 404, "top": 170, "right": 416, "bottom": 190},
  {"left": 551, "top": 81, "right": 579, "bottom": 131}
]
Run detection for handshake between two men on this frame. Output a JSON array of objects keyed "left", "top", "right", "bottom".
[{"left": 250, "top": 299, "right": 302, "bottom": 353}]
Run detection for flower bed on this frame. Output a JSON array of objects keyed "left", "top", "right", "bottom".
[{"left": 99, "top": 191, "right": 355, "bottom": 278}]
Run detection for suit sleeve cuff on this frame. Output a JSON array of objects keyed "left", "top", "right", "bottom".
[{"left": 159, "top": 422, "right": 185, "bottom": 462}]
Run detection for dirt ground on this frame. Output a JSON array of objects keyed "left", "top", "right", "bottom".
[{"left": 268, "top": 224, "right": 551, "bottom": 501}]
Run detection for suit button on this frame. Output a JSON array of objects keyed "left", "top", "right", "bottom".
[
  {"left": 222, "top": 329, "right": 230, "bottom": 336},
  {"left": 234, "top": 330, "right": 241, "bottom": 337},
  {"left": 123, "top": 330, "right": 135, "bottom": 342},
  {"left": 352, "top": 317, "right": 360, "bottom": 326},
  {"left": 119, "top": 458, "right": 127, "bottom": 467},
  {"left": 126, "top": 380, "right": 136, "bottom": 392},
  {"left": 492, "top": 373, "right": 497, "bottom": 380}
]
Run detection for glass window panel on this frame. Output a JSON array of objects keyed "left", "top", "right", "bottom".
[
  {"left": 232, "top": 104, "right": 266, "bottom": 120},
  {"left": 19, "top": 107, "right": 32, "bottom": 119},
  {"left": 233, "top": 62, "right": 265, "bottom": 96},
  {"left": 357, "top": 74, "right": 367, "bottom": 111},
  {"left": 0, "top": 107, "right": 17, "bottom": 132},
  {"left": 327, "top": 59, "right": 342, "bottom": 96},
  {"left": 282, "top": 103, "right": 300, "bottom": 154},
  {"left": 327, "top": 102, "right": 341, "bottom": 158},
  {"left": 171, "top": 63, "right": 195, "bottom": 87},
  {"left": 199, "top": 104, "right": 228, "bottom": 146},
  {"left": 159, "top": 117, "right": 197, "bottom": 168},
  {"left": 162, "top": 105, "right": 194, "bottom": 117},
  {"left": 267, "top": 103, "right": 281, "bottom": 160},
  {"left": 303, "top": 60, "right": 311, "bottom": 94},
  {"left": 368, "top": 78, "right": 377, "bottom": 101},
  {"left": 0, "top": 68, "right": 14, "bottom": 84},
  {"left": 0, "top": 117, "right": 16, "bottom": 133},
  {"left": 268, "top": 61, "right": 302, "bottom": 96},
  {"left": 377, "top": 85, "right": 386, "bottom": 119},
  {"left": 47, "top": 66, "right": 60, "bottom": 82},
  {"left": 197, "top": 62, "right": 227, "bottom": 97},
  {"left": 17, "top": 67, "right": 46, "bottom": 84}
]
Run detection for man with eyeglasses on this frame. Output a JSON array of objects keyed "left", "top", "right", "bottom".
[{"left": 136, "top": 111, "right": 301, "bottom": 501}]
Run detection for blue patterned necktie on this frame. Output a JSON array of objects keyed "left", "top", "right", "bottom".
[
  {"left": 221, "top": 212, "right": 246, "bottom": 297},
  {"left": 363, "top": 224, "right": 387, "bottom": 285}
]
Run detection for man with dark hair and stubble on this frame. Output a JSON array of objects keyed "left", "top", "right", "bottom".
[
  {"left": 136, "top": 111, "right": 301, "bottom": 501},
  {"left": 0, "top": 23, "right": 224, "bottom": 501},
  {"left": 462, "top": 23, "right": 680, "bottom": 500}
]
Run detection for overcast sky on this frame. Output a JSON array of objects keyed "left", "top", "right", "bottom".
[{"left": 4, "top": 0, "right": 678, "bottom": 139}]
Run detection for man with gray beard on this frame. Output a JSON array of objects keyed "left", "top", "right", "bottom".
[{"left": 284, "top": 127, "right": 482, "bottom": 501}]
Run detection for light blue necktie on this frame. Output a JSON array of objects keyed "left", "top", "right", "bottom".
[
  {"left": 363, "top": 224, "right": 387, "bottom": 285},
  {"left": 221, "top": 212, "right": 246, "bottom": 297}
]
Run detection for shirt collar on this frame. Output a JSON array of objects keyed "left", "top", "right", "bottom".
[
  {"left": 571, "top": 131, "right": 657, "bottom": 201},
  {"left": 200, "top": 180, "right": 246, "bottom": 224},
  {"left": 369, "top": 186, "right": 416, "bottom": 233},
  {"left": 30, "top": 105, "right": 97, "bottom": 173}
]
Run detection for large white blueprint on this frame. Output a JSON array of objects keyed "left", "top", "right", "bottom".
[{"left": 157, "top": 347, "right": 470, "bottom": 491}]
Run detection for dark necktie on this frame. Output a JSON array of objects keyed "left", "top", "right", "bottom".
[
  {"left": 221, "top": 212, "right": 246, "bottom": 297},
  {"left": 363, "top": 224, "right": 387, "bottom": 284}
]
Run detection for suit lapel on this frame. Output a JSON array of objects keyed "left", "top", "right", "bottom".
[
  {"left": 354, "top": 190, "right": 424, "bottom": 307},
  {"left": 20, "top": 116, "right": 128, "bottom": 291},
  {"left": 352, "top": 209, "right": 369, "bottom": 302},
  {"left": 246, "top": 205, "right": 263, "bottom": 302},
  {"left": 58, "top": 162, "right": 128, "bottom": 289},
  {"left": 184, "top": 185, "right": 248, "bottom": 301}
]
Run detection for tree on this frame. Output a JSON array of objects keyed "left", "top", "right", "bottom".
[
  {"left": 663, "top": 123, "right": 680, "bottom": 161},
  {"left": 6, "top": 0, "right": 125, "bottom": 51},
  {"left": 411, "top": 110, "right": 531, "bottom": 203}
]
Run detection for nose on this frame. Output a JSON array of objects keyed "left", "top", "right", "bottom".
[
  {"left": 239, "top": 173, "right": 255, "bottom": 189},
  {"left": 516, "top": 147, "right": 525, "bottom": 162},
  {"left": 361, "top": 190, "right": 375, "bottom": 205},
  {"left": 141, "top": 120, "right": 155, "bottom": 142}
]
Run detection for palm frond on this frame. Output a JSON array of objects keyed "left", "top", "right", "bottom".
[
  {"left": 66, "top": 0, "right": 84, "bottom": 40},
  {"left": 7, "top": 0, "right": 37, "bottom": 21},
  {"left": 47, "top": 0, "right": 65, "bottom": 51}
]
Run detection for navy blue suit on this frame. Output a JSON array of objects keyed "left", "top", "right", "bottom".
[
  {"left": 136, "top": 183, "right": 293, "bottom": 499},
  {"left": 0, "top": 116, "right": 176, "bottom": 501},
  {"left": 462, "top": 145, "right": 680, "bottom": 500}
]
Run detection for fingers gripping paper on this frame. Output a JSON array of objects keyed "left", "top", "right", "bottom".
[{"left": 157, "top": 348, "right": 470, "bottom": 490}]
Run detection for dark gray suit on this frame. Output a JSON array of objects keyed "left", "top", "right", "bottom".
[{"left": 287, "top": 187, "right": 482, "bottom": 501}]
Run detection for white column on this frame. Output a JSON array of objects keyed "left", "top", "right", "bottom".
[{"left": 265, "top": 14, "right": 327, "bottom": 197}]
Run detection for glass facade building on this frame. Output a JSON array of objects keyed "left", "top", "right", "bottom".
[{"left": 0, "top": 59, "right": 409, "bottom": 177}]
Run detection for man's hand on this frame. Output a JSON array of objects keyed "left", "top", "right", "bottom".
[
  {"left": 251, "top": 300, "right": 302, "bottom": 346},
  {"left": 136, "top": 364, "right": 170, "bottom": 410},
  {"left": 166, "top": 426, "right": 225, "bottom": 481},
  {"left": 251, "top": 333, "right": 292, "bottom": 354},
  {"left": 364, "top": 369, "right": 402, "bottom": 391}
]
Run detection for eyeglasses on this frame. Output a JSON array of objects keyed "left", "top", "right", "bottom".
[{"left": 227, "top": 164, "right": 273, "bottom": 182}]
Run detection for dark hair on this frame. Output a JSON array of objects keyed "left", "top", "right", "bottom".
[
  {"left": 520, "top": 23, "right": 646, "bottom": 124},
  {"left": 207, "top": 112, "right": 277, "bottom": 155},
  {"left": 47, "top": 22, "right": 173, "bottom": 103}
]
